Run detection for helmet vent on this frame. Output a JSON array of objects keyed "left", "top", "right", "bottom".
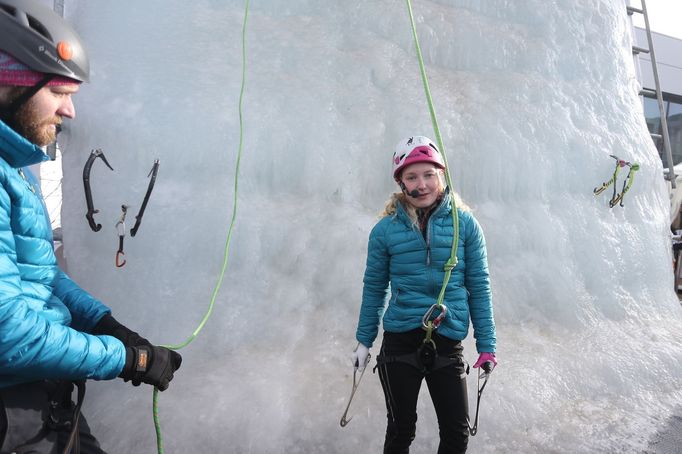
[{"left": 27, "top": 15, "right": 52, "bottom": 41}]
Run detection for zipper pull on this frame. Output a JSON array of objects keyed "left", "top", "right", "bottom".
[{"left": 18, "top": 169, "right": 36, "bottom": 194}]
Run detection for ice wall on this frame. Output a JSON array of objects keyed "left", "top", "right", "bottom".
[{"left": 51, "top": 0, "right": 682, "bottom": 452}]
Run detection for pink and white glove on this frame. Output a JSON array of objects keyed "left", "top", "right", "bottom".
[{"left": 473, "top": 352, "right": 497, "bottom": 372}]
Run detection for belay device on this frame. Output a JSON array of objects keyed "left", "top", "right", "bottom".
[
  {"left": 593, "top": 154, "right": 640, "bottom": 208},
  {"left": 82, "top": 149, "right": 160, "bottom": 267}
]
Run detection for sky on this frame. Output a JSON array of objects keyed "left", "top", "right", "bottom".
[{"left": 631, "top": 0, "right": 682, "bottom": 39}]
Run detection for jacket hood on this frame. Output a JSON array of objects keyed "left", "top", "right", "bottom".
[{"left": 0, "top": 119, "right": 49, "bottom": 168}]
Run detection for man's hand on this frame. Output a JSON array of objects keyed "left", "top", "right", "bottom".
[{"left": 119, "top": 345, "right": 182, "bottom": 391}]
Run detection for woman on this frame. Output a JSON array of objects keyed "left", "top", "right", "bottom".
[{"left": 352, "top": 135, "right": 497, "bottom": 453}]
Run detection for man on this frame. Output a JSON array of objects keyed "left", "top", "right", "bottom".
[{"left": 0, "top": 1, "right": 182, "bottom": 452}]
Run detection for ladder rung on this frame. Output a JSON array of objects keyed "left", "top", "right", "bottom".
[
  {"left": 632, "top": 46, "right": 650, "bottom": 54},
  {"left": 627, "top": 6, "right": 643, "bottom": 15},
  {"left": 640, "top": 88, "right": 658, "bottom": 97},
  {"left": 651, "top": 133, "right": 663, "bottom": 140}
]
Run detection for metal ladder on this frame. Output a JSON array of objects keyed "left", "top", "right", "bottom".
[
  {"left": 628, "top": 0, "right": 676, "bottom": 188},
  {"left": 627, "top": 0, "right": 676, "bottom": 189}
]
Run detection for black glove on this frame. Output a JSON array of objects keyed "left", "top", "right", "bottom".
[
  {"left": 92, "top": 313, "right": 152, "bottom": 348},
  {"left": 119, "top": 345, "right": 182, "bottom": 391}
]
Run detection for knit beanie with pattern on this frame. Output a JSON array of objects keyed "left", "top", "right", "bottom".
[{"left": 0, "top": 50, "right": 79, "bottom": 87}]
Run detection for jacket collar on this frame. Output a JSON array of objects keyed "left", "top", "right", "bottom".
[{"left": 0, "top": 119, "right": 49, "bottom": 168}]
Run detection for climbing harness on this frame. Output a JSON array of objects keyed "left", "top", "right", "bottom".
[
  {"left": 82, "top": 149, "right": 114, "bottom": 232},
  {"left": 131, "top": 159, "right": 159, "bottom": 237},
  {"left": 374, "top": 340, "right": 493, "bottom": 436},
  {"left": 593, "top": 155, "right": 640, "bottom": 208},
  {"left": 115, "top": 205, "right": 128, "bottom": 268},
  {"left": 466, "top": 362, "right": 493, "bottom": 436},
  {"left": 44, "top": 380, "right": 86, "bottom": 454},
  {"left": 152, "top": 2, "right": 251, "bottom": 452},
  {"left": 373, "top": 341, "right": 460, "bottom": 375},
  {"left": 59, "top": 380, "right": 86, "bottom": 454},
  {"left": 339, "top": 354, "right": 372, "bottom": 427}
]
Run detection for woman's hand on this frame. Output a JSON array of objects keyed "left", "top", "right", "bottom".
[
  {"left": 473, "top": 352, "right": 497, "bottom": 372},
  {"left": 351, "top": 343, "right": 371, "bottom": 372}
]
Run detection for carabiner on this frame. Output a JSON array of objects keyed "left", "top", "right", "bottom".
[
  {"left": 421, "top": 303, "right": 447, "bottom": 330},
  {"left": 82, "top": 149, "right": 114, "bottom": 232},
  {"left": 115, "top": 205, "right": 128, "bottom": 268},
  {"left": 116, "top": 250, "right": 126, "bottom": 268}
]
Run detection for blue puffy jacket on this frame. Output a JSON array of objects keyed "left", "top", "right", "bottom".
[
  {"left": 0, "top": 119, "right": 125, "bottom": 389},
  {"left": 356, "top": 193, "right": 496, "bottom": 353}
]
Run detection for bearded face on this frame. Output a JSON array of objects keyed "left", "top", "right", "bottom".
[
  {"left": 6, "top": 95, "right": 61, "bottom": 147},
  {"left": 1, "top": 84, "right": 76, "bottom": 147}
]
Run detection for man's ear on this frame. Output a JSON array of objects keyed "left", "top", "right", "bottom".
[
  {"left": 0, "top": 86, "right": 28, "bottom": 107},
  {"left": 0, "top": 86, "right": 12, "bottom": 106}
]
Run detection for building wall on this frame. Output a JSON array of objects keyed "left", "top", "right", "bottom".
[
  {"left": 635, "top": 28, "right": 682, "bottom": 95},
  {"left": 633, "top": 27, "right": 682, "bottom": 173}
]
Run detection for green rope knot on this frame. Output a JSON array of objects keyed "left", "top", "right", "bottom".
[{"left": 444, "top": 258, "right": 458, "bottom": 271}]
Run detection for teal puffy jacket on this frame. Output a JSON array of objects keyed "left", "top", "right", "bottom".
[
  {"left": 356, "top": 193, "right": 496, "bottom": 353},
  {"left": 0, "top": 119, "right": 125, "bottom": 389}
]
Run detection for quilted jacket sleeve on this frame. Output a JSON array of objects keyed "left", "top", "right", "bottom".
[
  {"left": 356, "top": 219, "right": 390, "bottom": 348},
  {"left": 0, "top": 189, "right": 125, "bottom": 382},
  {"left": 462, "top": 211, "right": 496, "bottom": 353},
  {"left": 52, "top": 270, "right": 111, "bottom": 332}
]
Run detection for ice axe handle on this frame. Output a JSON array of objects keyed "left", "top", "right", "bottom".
[{"left": 482, "top": 361, "right": 494, "bottom": 374}]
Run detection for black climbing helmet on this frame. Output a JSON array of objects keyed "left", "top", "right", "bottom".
[{"left": 0, "top": 0, "right": 89, "bottom": 83}]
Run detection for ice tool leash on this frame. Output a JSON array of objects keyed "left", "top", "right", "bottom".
[
  {"left": 339, "top": 353, "right": 372, "bottom": 427},
  {"left": 593, "top": 154, "right": 640, "bottom": 208},
  {"left": 467, "top": 362, "right": 493, "bottom": 435},
  {"left": 151, "top": 1, "right": 250, "bottom": 453}
]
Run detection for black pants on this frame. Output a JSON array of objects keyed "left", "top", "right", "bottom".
[
  {"left": 377, "top": 329, "right": 469, "bottom": 454},
  {"left": 0, "top": 381, "right": 106, "bottom": 454}
]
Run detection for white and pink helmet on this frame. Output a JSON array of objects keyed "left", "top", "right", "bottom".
[{"left": 392, "top": 135, "right": 445, "bottom": 180}]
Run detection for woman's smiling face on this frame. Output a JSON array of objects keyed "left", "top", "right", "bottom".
[{"left": 399, "top": 162, "right": 443, "bottom": 208}]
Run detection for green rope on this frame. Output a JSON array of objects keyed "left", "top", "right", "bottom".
[
  {"left": 152, "top": 1, "right": 250, "bottom": 452},
  {"left": 405, "top": 0, "right": 459, "bottom": 329}
]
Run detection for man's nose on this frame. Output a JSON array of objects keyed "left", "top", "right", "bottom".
[{"left": 57, "top": 97, "right": 76, "bottom": 119}]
